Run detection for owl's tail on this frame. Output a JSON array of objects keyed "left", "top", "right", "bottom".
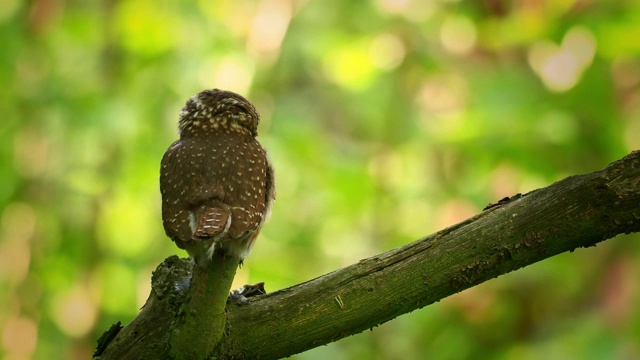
[{"left": 191, "top": 206, "right": 231, "bottom": 240}]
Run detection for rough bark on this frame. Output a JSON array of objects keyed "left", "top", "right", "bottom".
[
  {"left": 169, "top": 251, "right": 240, "bottom": 359},
  {"left": 94, "top": 150, "right": 640, "bottom": 360}
]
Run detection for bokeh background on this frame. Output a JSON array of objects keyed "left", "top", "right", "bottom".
[{"left": 1, "top": 0, "right": 640, "bottom": 359}]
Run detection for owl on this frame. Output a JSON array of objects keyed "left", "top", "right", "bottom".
[{"left": 160, "top": 89, "right": 275, "bottom": 265}]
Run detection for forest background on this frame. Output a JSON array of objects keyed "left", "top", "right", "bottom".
[{"left": 1, "top": 0, "right": 639, "bottom": 359}]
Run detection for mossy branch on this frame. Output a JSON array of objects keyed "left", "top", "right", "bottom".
[
  {"left": 169, "top": 251, "right": 240, "bottom": 359},
  {"left": 95, "top": 150, "right": 640, "bottom": 360}
]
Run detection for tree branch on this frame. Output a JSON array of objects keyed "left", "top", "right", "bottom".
[
  {"left": 95, "top": 150, "right": 640, "bottom": 360},
  {"left": 169, "top": 251, "right": 240, "bottom": 359}
]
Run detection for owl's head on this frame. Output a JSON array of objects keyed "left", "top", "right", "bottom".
[{"left": 178, "top": 89, "right": 260, "bottom": 138}]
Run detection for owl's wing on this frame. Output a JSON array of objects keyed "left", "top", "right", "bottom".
[
  {"left": 223, "top": 147, "right": 275, "bottom": 260},
  {"left": 263, "top": 150, "right": 276, "bottom": 221},
  {"left": 160, "top": 140, "right": 194, "bottom": 247}
]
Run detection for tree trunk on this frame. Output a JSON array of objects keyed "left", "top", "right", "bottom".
[{"left": 94, "top": 150, "right": 640, "bottom": 360}]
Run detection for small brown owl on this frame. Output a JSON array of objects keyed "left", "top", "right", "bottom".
[{"left": 160, "top": 89, "right": 275, "bottom": 264}]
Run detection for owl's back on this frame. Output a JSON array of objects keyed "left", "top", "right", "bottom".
[{"left": 160, "top": 132, "right": 273, "bottom": 258}]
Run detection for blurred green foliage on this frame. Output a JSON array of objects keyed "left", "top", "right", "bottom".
[{"left": 1, "top": 0, "right": 639, "bottom": 359}]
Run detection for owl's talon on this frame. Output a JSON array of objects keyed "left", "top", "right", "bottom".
[
  {"left": 227, "top": 282, "right": 266, "bottom": 305},
  {"left": 227, "top": 293, "right": 250, "bottom": 305}
]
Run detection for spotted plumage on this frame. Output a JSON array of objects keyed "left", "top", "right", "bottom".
[{"left": 160, "top": 89, "right": 275, "bottom": 264}]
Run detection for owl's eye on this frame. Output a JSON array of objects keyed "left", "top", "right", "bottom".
[
  {"left": 232, "top": 104, "right": 248, "bottom": 114},
  {"left": 213, "top": 98, "right": 245, "bottom": 115}
]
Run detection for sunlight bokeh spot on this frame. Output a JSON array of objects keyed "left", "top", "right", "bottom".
[
  {"left": 528, "top": 27, "right": 597, "bottom": 92},
  {"left": 377, "top": 0, "right": 413, "bottom": 14},
  {"left": 370, "top": 33, "right": 406, "bottom": 70},
  {"left": 115, "top": 0, "right": 179, "bottom": 55},
  {"left": 1, "top": 202, "right": 36, "bottom": 244},
  {"left": 417, "top": 74, "right": 467, "bottom": 117},
  {"left": 0, "top": 241, "right": 30, "bottom": 285},
  {"left": 436, "top": 199, "right": 478, "bottom": 229},
  {"left": 2, "top": 315, "right": 38, "bottom": 359},
  {"left": 14, "top": 127, "right": 49, "bottom": 178},
  {"left": 248, "top": 0, "right": 292, "bottom": 60},
  {"left": 200, "top": 56, "right": 255, "bottom": 96},
  {"left": 440, "top": 15, "right": 477, "bottom": 55},
  {"left": 323, "top": 41, "right": 377, "bottom": 90},
  {"left": 489, "top": 163, "right": 522, "bottom": 200},
  {"left": 0, "top": 203, "right": 35, "bottom": 285},
  {"left": 51, "top": 285, "right": 98, "bottom": 338}
]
